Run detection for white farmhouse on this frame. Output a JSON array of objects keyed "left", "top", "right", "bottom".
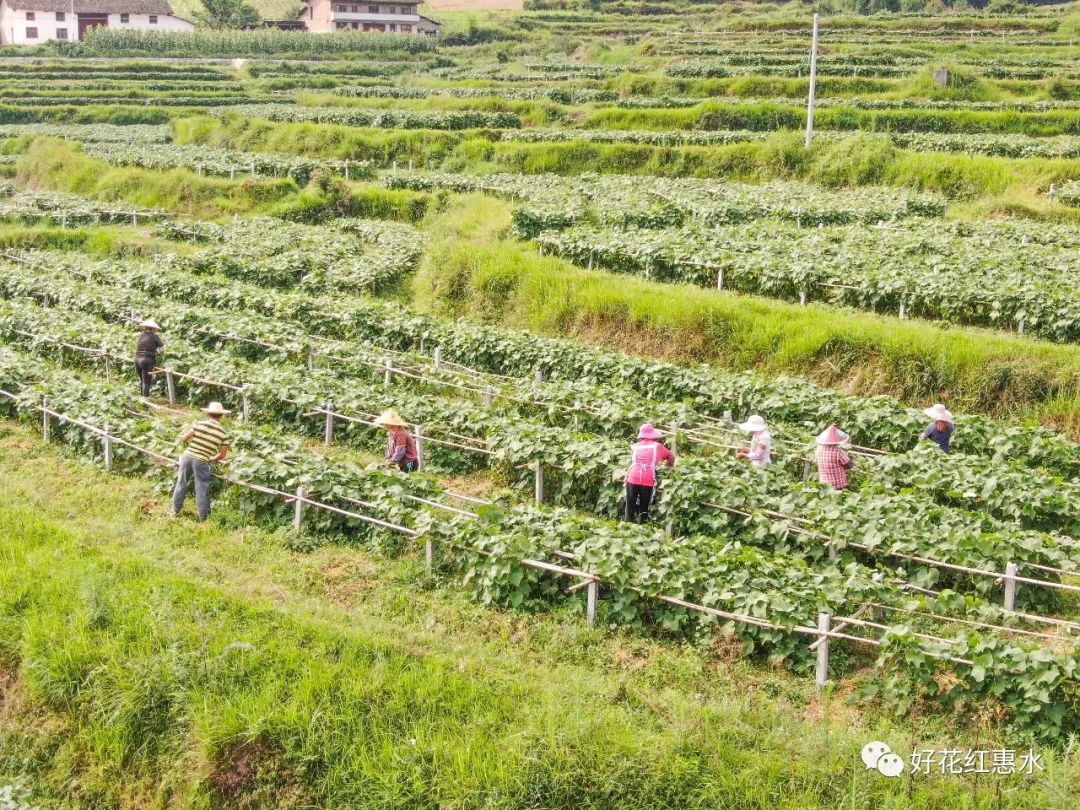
[
  {"left": 0, "top": 0, "right": 192, "bottom": 45},
  {"left": 297, "top": 0, "right": 440, "bottom": 36}
]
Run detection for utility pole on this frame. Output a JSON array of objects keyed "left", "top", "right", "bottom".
[{"left": 805, "top": 13, "right": 820, "bottom": 148}]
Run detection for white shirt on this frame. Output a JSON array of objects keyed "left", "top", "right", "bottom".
[{"left": 748, "top": 430, "right": 772, "bottom": 467}]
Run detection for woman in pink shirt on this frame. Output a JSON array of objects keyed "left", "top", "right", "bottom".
[{"left": 624, "top": 423, "right": 675, "bottom": 523}]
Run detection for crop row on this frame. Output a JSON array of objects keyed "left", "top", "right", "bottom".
[
  {"left": 223, "top": 104, "right": 523, "bottom": 131},
  {"left": 81, "top": 142, "right": 370, "bottom": 185},
  {"left": 0, "top": 123, "right": 171, "bottom": 143},
  {"left": 74, "top": 28, "right": 437, "bottom": 57},
  {"left": 534, "top": 219, "right": 1080, "bottom": 342},
  {"left": 382, "top": 171, "right": 946, "bottom": 235},
  {"left": 5, "top": 244, "right": 1073, "bottom": 474},
  {"left": 0, "top": 189, "right": 166, "bottom": 225},
  {"left": 333, "top": 85, "right": 620, "bottom": 104},
  {"left": 499, "top": 128, "right": 1080, "bottom": 159}
]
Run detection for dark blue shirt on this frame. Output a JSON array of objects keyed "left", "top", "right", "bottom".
[{"left": 920, "top": 422, "right": 953, "bottom": 453}]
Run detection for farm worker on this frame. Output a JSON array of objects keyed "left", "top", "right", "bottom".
[
  {"left": 134, "top": 318, "right": 164, "bottom": 398},
  {"left": 624, "top": 423, "right": 675, "bottom": 523},
  {"left": 171, "top": 401, "right": 231, "bottom": 522},
  {"left": 735, "top": 414, "right": 771, "bottom": 467},
  {"left": 375, "top": 409, "right": 419, "bottom": 472},
  {"left": 815, "top": 425, "right": 853, "bottom": 491},
  {"left": 919, "top": 404, "right": 954, "bottom": 453}
]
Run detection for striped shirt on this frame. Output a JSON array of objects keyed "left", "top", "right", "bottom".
[{"left": 185, "top": 419, "right": 229, "bottom": 462}]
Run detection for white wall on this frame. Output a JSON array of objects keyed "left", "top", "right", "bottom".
[
  {"left": 0, "top": 6, "right": 192, "bottom": 45},
  {"left": 106, "top": 12, "right": 192, "bottom": 33}
]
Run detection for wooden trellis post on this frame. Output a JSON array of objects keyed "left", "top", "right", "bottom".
[
  {"left": 165, "top": 370, "right": 176, "bottom": 405},
  {"left": 415, "top": 424, "right": 425, "bottom": 470},
  {"left": 241, "top": 384, "right": 251, "bottom": 423},
  {"left": 425, "top": 538, "right": 434, "bottom": 573},
  {"left": 1003, "top": 562, "right": 1018, "bottom": 611},
  {"left": 815, "top": 611, "right": 830, "bottom": 688},
  {"left": 103, "top": 425, "right": 113, "bottom": 471},
  {"left": 294, "top": 486, "right": 306, "bottom": 530},
  {"left": 586, "top": 579, "right": 598, "bottom": 626},
  {"left": 534, "top": 461, "right": 544, "bottom": 504},
  {"left": 384, "top": 358, "right": 394, "bottom": 385},
  {"left": 433, "top": 347, "right": 442, "bottom": 369},
  {"left": 41, "top": 397, "right": 50, "bottom": 442},
  {"left": 323, "top": 399, "right": 334, "bottom": 446}
]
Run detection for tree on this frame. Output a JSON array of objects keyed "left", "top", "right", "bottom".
[{"left": 197, "top": 0, "right": 261, "bottom": 29}]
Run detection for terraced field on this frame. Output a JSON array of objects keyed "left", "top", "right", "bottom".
[{"left": 0, "top": 2, "right": 1078, "bottom": 807}]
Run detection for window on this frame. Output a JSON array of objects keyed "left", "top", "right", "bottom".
[
  {"left": 56, "top": 11, "right": 65, "bottom": 20},
  {"left": 368, "top": 5, "right": 378, "bottom": 12},
  {"left": 335, "top": 4, "right": 344, "bottom": 10},
  {"left": 351, "top": 21, "right": 358, "bottom": 28},
  {"left": 350, "top": 4, "right": 358, "bottom": 11},
  {"left": 25, "top": 26, "right": 37, "bottom": 37},
  {"left": 149, "top": 14, "right": 158, "bottom": 23},
  {"left": 401, "top": 24, "right": 411, "bottom": 32},
  {"left": 25, "top": 11, "right": 34, "bottom": 20},
  {"left": 120, "top": 13, "right": 129, "bottom": 22},
  {"left": 56, "top": 27, "right": 67, "bottom": 39}
]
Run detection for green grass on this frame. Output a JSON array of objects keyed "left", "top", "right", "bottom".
[
  {"left": 14, "top": 138, "right": 431, "bottom": 223},
  {"left": 1, "top": 424, "right": 1078, "bottom": 808},
  {"left": 175, "top": 115, "right": 1077, "bottom": 201},
  {"left": 412, "top": 195, "right": 1080, "bottom": 435}
]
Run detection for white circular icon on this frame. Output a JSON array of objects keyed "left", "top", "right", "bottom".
[
  {"left": 876, "top": 753, "right": 905, "bottom": 778},
  {"left": 861, "top": 741, "right": 904, "bottom": 778}
]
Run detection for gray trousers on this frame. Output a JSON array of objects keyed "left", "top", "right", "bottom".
[{"left": 172, "top": 453, "right": 212, "bottom": 521}]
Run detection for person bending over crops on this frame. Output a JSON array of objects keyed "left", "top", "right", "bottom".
[
  {"left": 171, "top": 401, "right": 231, "bottom": 522},
  {"left": 919, "top": 403, "right": 954, "bottom": 453},
  {"left": 735, "top": 414, "right": 772, "bottom": 467},
  {"left": 624, "top": 423, "right": 675, "bottom": 523},
  {"left": 134, "top": 318, "right": 163, "bottom": 398},
  {"left": 376, "top": 409, "right": 419, "bottom": 472},
  {"left": 815, "top": 425, "right": 853, "bottom": 490}
]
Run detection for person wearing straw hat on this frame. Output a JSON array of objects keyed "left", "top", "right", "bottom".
[
  {"left": 624, "top": 423, "right": 675, "bottom": 523},
  {"left": 919, "top": 404, "right": 954, "bottom": 454},
  {"left": 134, "top": 318, "right": 164, "bottom": 398},
  {"left": 171, "top": 401, "right": 231, "bottom": 521},
  {"left": 735, "top": 414, "right": 772, "bottom": 468},
  {"left": 375, "top": 409, "right": 419, "bottom": 473},
  {"left": 815, "top": 425, "right": 853, "bottom": 491}
]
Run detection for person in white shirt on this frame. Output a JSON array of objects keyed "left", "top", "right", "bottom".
[{"left": 735, "top": 414, "right": 772, "bottom": 467}]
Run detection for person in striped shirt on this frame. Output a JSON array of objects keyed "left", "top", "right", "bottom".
[{"left": 171, "top": 401, "right": 231, "bottom": 521}]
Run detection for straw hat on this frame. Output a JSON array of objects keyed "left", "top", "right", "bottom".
[
  {"left": 637, "top": 423, "right": 664, "bottom": 440},
  {"left": 140, "top": 319, "right": 161, "bottom": 331},
  {"left": 924, "top": 403, "right": 954, "bottom": 423},
  {"left": 375, "top": 409, "right": 407, "bottom": 428},
  {"left": 738, "top": 415, "right": 767, "bottom": 433},
  {"left": 816, "top": 425, "right": 849, "bottom": 445},
  {"left": 203, "top": 401, "right": 231, "bottom": 416}
]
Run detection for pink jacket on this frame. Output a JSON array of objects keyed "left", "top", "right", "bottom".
[{"left": 624, "top": 440, "right": 674, "bottom": 486}]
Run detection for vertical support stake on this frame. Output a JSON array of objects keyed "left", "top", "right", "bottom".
[
  {"left": 415, "top": 424, "right": 425, "bottom": 471},
  {"left": 1003, "top": 561, "right": 1018, "bottom": 611},
  {"left": 534, "top": 461, "right": 543, "bottom": 505},
  {"left": 103, "top": 425, "right": 113, "bottom": 471},
  {"left": 41, "top": 396, "right": 50, "bottom": 442},
  {"left": 586, "top": 579, "right": 598, "bottom": 627},
  {"left": 165, "top": 370, "right": 176, "bottom": 405},
  {"left": 384, "top": 358, "right": 394, "bottom": 385},
  {"left": 241, "top": 384, "right": 251, "bottom": 424},
  {"left": 805, "top": 12, "right": 819, "bottom": 148},
  {"left": 294, "top": 486, "right": 305, "bottom": 530},
  {"left": 425, "top": 538, "right": 434, "bottom": 573},
  {"left": 815, "top": 610, "right": 830, "bottom": 689},
  {"left": 324, "top": 399, "right": 334, "bottom": 446},
  {"left": 433, "top": 346, "right": 442, "bottom": 369}
]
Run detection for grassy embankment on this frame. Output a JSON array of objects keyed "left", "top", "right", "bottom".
[
  {"left": 412, "top": 196, "right": 1080, "bottom": 434},
  {"left": 174, "top": 115, "right": 1079, "bottom": 205},
  {"left": 10, "top": 138, "right": 432, "bottom": 223},
  {"left": 1, "top": 423, "right": 1078, "bottom": 808}
]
